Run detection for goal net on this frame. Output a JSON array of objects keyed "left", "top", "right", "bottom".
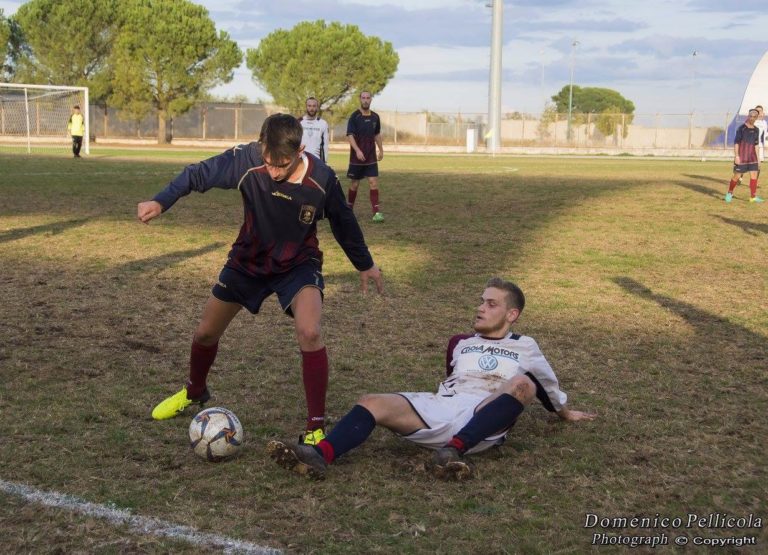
[{"left": 0, "top": 84, "right": 89, "bottom": 156}]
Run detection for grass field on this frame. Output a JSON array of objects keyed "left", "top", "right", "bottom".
[{"left": 1, "top": 148, "right": 766, "bottom": 553}]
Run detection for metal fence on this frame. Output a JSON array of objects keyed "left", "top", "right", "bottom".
[{"left": 84, "top": 102, "right": 742, "bottom": 151}]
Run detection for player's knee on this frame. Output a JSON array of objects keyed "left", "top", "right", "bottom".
[
  {"left": 508, "top": 375, "right": 536, "bottom": 404},
  {"left": 356, "top": 394, "right": 389, "bottom": 420},
  {"left": 193, "top": 329, "right": 219, "bottom": 346},
  {"left": 295, "top": 324, "right": 322, "bottom": 349}
]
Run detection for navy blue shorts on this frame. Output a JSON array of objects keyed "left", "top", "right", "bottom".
[
  {"left": 734, "top": 163, "right": 759, "bottom": 173},
  {"left": 212, "top": 261, "right": 324, "bottom": 317},
  {"left": 347, "top": 163, "right": 379, "bottom": 180}
]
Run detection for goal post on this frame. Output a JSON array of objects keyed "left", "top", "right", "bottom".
[{"left": 0, "top": 83, "right": 89, "bottom": 156}]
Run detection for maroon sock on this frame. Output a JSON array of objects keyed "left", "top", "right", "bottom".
[
  {"left": 749, "top": 179, "right": 758, "bottom": 197},
  {"left": 347, "top": 188, "right": 357, "bottom": 208},
  {"left": 315, "top": 439, "right": 335, "bottom": 464},
  {"left": 302, "top": 347, "right": 328, "bottom": 431},
  {"left": 370, "top": 189, "right": 380, "bottom": 214},
  {"left": 187, "top": 341, "right": 218, "bottom": 398},
  {"left": 728, "top": 179, "right": 738, "bottom": 193}
]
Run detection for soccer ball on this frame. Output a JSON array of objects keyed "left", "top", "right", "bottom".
[{"left": 189, "top": 407, "right": 244, "bottom": 462}]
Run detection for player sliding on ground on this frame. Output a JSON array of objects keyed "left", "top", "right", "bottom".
[
  {"left": 137, "top": 113, "right": 383, "bottom": 446},
  {"left": 268, "top": 277, "right": 596, "bottom": 480}
]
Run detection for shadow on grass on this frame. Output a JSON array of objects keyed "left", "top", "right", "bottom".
[
  {"left": 674, "top": 180, "right": 723, "bottom": 200},
  {"left": 713, "top": 215, "right": 768, "bottom": 236},
  {"left": 115, "top": 242, "right": 228, "bottom": 274},
  {"left": 612, "top": 276, "right": 765, "bottom": 344},
  {"left": 683, "top": 174, "right": 727, "bottom": 185},
  {"left": 0, "top": 218, "right": 89, "bottom": 245}
]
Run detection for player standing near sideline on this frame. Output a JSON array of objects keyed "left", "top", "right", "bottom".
[
  {"left": 725, "top": 108, "right": 763, "bottom": 203},
  {"left": 346, "top": 91, "right": 385, "bottom": 222},
  {"left": 268, "top": 277, "right": 596, "bottom": 480},
  {"left": 137, "top": 114, "right": 383, "bottom": 446},
  {"left": 67, "top": 105, "right": 85, "bottom": 158},
  {"left": 299, "top": 97, "right": 330, "bottom": 162}
]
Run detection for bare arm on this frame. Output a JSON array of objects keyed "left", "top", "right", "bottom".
[
  {"left": 375, "top": 134, "right": 383, "bottom": 161},
  {"left": 347, "top": 134, "right": 365, "bottom": 162}
]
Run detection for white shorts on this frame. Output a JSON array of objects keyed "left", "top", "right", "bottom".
[{"left": 396, "top": 392, "right": 508, "bottom": 454}]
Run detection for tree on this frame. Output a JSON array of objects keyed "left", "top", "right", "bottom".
[
  {"left": 0, "top": 9, "right": 12, "bottom": 80},
  {"left": 10, "top": 0, "right": 118, "bottom": 101},
  {"left": 551, "top": 85, "right": 635, "bottom": 137},
  {"left": 246, "top": 20, "right": 398, "bottom": 123},
  {"left": 110, "top": 0, "right": 241, "bottom": 143}
]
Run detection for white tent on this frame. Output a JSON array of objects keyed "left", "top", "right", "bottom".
[
  {"left": 737, "top": 50, "right": 768, "bottom": 114},
  {"left": 719, "top": 51, "right": 768, "bottom": 145}
]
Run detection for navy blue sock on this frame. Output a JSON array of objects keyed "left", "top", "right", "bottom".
[
  {"left": 452, "top": 394, "right": 525, "bottom": 453},
  {"left": 318, "top": 404, "right": 377, "bottom": 462}
]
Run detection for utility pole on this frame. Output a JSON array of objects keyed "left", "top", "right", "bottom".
[
  {"left": 567, "top": 40, "right": 579, "bottom": 141},
  {"left": 487, "top": 0, "right": 503, "bottom": 154}
]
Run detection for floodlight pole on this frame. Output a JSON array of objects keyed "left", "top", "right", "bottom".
[
  {"left": 567, "top": 40, "right": 579, "bottom": 141},
  {"left": 487, "top": 0, "right": 503, "bottom": 154},
  {"left": 690, "top": 50, "right": 697, "bottom": 113}
]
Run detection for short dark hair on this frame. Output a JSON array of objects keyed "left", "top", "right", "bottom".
[
  {"left": 748, "top": 108, "right": 759, "bottom": 116},
  {"left": 258, "top": 113, "right": 303, "bottom": 160},
  {"left": 485, "top": 277, "right": 525, "bottom": 312},
  {"left": 73, "top": 105, "right": 80, "bottom": 110},
  {"left": 756, "top": 105, "right": 763, "bottom": 110}
]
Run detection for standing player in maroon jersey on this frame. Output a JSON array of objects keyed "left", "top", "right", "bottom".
[
  {"left": 346, "top": 91, "right": 385, "bottom": 222},
  {"left": 725, "top": 108, "right": 763, "bottom": 203},
  {"left": 137, "top": 114, "right": 383, "bottom": 446},
  {"left": 268, "top": 278, "right": 596, "bottom": 480}
]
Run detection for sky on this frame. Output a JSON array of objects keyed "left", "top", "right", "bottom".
[{"left": 2, "top": 0, "right": 767, "bottom": 119}]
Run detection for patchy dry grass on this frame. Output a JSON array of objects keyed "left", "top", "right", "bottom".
[{"left": 1, "top": 150, "right": 766, "bottom": 553}]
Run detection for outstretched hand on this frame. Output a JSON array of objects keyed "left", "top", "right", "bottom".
[
  {"left": 137, "top": 200, "right": 163, "bottom": 224},
  {"left": 559, "top": 408, "right": 597, "bottom": 422},
  {"left": 360, "top": 264, "right": 384, "bottom": 294}
]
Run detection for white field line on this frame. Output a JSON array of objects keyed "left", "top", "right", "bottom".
[{"left": 0, "top": 479, "right": 281, "bottom": 555}]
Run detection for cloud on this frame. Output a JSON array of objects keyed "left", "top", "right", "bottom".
[{"left": 684, "top": 0, "right": 765, "bottom": 14}]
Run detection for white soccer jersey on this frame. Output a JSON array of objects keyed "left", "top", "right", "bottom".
[
  {"left": 300, "top": 116, "right": 330, "bottom": 161},
  {"left": 441, "top": 333, "right": 567, "bottom": 411},
  {"left": 755, "top": 119, "right": 766, "bottom": 162}
]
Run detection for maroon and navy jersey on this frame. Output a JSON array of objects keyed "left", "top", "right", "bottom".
[
  {"left": 735, "top": 124, "right": 759, "bottom": 164},
  {"left": 442, "top": 332, "right": 567, "bottom": 412},
  {"left": 153, "top": 144, "right": 374, "bottom": 276},
  {"left": 346, "top": 109, "right": 381, "bottom": 165}
]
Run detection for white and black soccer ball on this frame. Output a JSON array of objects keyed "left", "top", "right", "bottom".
[{"left": 189, "top": 407, "right": 244, "bottom": 462}]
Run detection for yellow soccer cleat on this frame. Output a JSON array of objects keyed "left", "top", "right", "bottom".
[
  {"left": 151, "top": 387, "right": 210, "bottom": 420},
  {"left": 301, "top": 428, "right": 326, "bottom": 446}
]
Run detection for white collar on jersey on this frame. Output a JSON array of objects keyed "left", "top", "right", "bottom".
[{"left": 287, "top": 153, "right": 309, "bottom": 184}]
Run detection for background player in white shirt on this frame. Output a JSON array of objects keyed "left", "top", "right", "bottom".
[
  {"left": 754, "top": 105, "right": 766, "bottom": 175},
  {"left": 299, "top": 97, "right": 330, "bottom": 162},
  {"left": 269, "top": 277, "right": 596, "bottom": 480}
]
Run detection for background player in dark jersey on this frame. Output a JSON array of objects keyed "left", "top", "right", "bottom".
[
  {"left": 346, "top": 91, "right": 385, "bottom": 222},
  {"left": 725, "top": 108, "right": 763, "bottom": 203},
  {"left": 268, "top": 277, "right": 596, "bottom": 480},
  {"left": 137, "top": 114, "right": 384, "bottom": 446}
]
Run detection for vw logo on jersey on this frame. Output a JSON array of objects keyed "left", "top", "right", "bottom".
[{"left": 478, "top": 355, "right": 499, "bottom": 371}]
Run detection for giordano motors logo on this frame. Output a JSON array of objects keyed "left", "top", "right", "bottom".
[{"left": 460, "top": 344, "right": 519, "bottom": 361}]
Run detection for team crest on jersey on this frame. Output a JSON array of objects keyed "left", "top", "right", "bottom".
[
  {"left": 299, "top": 205, "right": 316, "bottom": 224},
  {"left": 478, "top": 355, "right": 499, "bottom": 371}
]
